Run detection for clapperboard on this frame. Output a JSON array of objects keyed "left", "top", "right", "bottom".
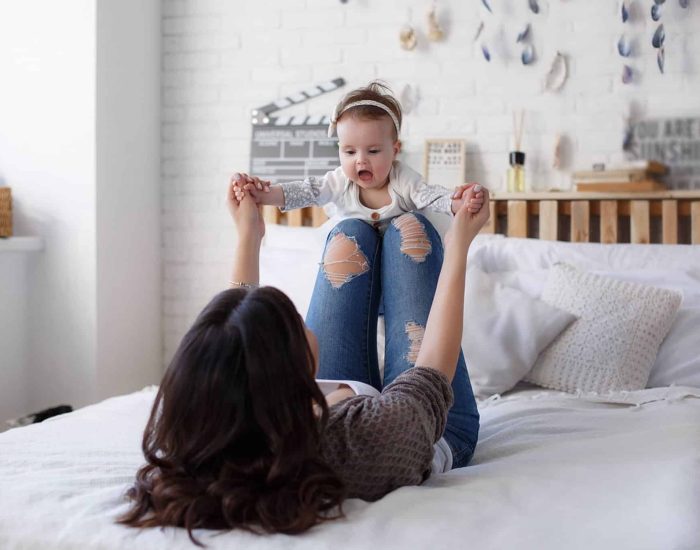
[{"left": 249, "top": 78, "right": 346, "bottom": 187}]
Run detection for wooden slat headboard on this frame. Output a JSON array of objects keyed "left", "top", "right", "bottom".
[
  {"left": 264, "top": 190, "right": 700, "bottom": 245},
  {"left": 484, "top": 191, "right": 700, "bottom": 244}
]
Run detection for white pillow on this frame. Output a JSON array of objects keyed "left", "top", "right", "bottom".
[
  {"left": 463, "top": 267, "right": 576, "bottom": 398},
  {"left": 487, "top": 267, "right": 700, "bottom": 389},
  {"left": 525, "top": 264, "right": 683, "bottom": 393}
]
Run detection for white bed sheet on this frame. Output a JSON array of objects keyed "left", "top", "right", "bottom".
[{"left": 1, "top": 385, "right": 699, "bottom": 550}]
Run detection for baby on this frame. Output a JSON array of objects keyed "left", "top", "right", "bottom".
[{"left": 234, "top": 81, "right": 483, "bottom": 225}]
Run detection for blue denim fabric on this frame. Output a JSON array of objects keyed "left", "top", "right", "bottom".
[{"left": 306, "top": 213, "right": 480, "bottom": 468}]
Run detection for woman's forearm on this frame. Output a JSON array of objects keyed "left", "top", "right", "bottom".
[
  {"left": 230, "top": 230, "right": 262, "bottom": 286},
  {"left": 415, "top": 235, "right": 470, "bottom": 382}
]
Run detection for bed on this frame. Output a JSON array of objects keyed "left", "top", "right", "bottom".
[{"left": 1, "top": 192, "right": 700, "bottom": 550}]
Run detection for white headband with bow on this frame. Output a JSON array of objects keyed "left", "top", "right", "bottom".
[{"left": 327, "top": 100, "right": 401, "bottom": 138}]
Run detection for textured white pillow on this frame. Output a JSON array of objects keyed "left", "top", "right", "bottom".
[
  {"left": 526, "top": 263, "right": 683, "bottom": 393},
  {"left": 463, "top": 267, "right": 576, "bottom": 398}
]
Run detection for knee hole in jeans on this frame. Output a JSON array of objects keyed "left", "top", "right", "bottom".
[
  {"left": 321, "top": 232, "right": 369, "bottom": 289},
  {"left": 391, "top": 213, "right": 432, "bottom": 263},
  {"left": 404, "top": 321, "right": 425, "bottom": 365}
]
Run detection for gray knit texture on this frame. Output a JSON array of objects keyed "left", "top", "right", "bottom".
[{"left": 321, "top": 366, "right": 453, "bottom": 501}]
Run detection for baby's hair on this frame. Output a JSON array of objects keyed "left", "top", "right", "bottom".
[{"left": 335, "top": 81, "right": 403, "bottom": 140}]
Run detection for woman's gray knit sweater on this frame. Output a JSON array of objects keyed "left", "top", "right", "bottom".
[{"left": 320, "top": 366, "right": 454, "bottom": 501}]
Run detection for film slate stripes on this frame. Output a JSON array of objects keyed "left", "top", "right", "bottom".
[{"left": 250, "top": 77, "right": 346, "bottom": 125}]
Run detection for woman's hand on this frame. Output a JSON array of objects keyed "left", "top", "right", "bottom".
[
  {"left": 228, "top": 173, "right": 265, "bottom": 241},
  {"left": 450, "top": 183, "right": 484, "bottom": 215},
  {"left": 446, "top": 186, "right": 490, "bottom": 247}
]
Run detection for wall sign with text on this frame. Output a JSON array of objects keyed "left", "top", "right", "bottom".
[{"left": 628, "top": 117, "right": 700, "bottom": 190}]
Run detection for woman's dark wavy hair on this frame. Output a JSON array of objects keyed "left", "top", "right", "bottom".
[{"left": 118, "top": 287, "right": 345, "bottom": 544}]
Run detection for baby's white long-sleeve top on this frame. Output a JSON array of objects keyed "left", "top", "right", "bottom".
[{"left": 278, "top": 161, "right": 453, "bottom": 221}]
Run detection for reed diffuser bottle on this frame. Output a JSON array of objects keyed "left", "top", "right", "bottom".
[
  {"left": 507, "top": 151, "right": 526, "bottom": 192},
  {"left": 507, "top": 110, "right": 526, "bottom": 192}
]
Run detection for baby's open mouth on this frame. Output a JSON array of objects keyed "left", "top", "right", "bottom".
[{"left": 358, "top": 170, "right": 373, "bottom": 182}]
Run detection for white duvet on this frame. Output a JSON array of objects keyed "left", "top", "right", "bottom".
[{"left": 1, "top": 385, "right": 699, "bottom": 550}]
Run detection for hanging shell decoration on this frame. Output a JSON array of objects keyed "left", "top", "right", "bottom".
[
  {"left": 651, "top": 3, "right": 662, "bottom": 20},
  {"left": 427, "top": 5, "right": 445, "bottom": 42},
  {"left": 521, "top": 44, "right": 535, "bottom": 65},
  {"left": 399, "top": 26, "right": 418, "bottom": 50},
  {"left": 622, "top": 65, "right": 634, "bottom": 84},
  {"left": 679, "top": 0, "right": 689, "bottom": 7},
  {"left": 617, "top": 34, "right": 632, "bottom": 57},
  {"left": 621, "top": 0, "right": 630, "bottom": 22},
  {"left": 543, "top": 51, "right": 568, "bottom": 92},
  {"left": 528, "top": 0, "right": 540, "bottom": 14},
  {"left": 652, "top": 24, "right": 665, "bottom": 48}
]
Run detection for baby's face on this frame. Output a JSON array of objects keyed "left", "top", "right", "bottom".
[{"left": 336, "top": 115, "right": 399, "bottom": 191}]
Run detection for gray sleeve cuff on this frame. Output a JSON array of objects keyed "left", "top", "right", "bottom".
[
  {"left": 416, "top": 185, "right": 453, "bottom": 215},
  {"left": 279, "top": 177, "right": 326, "bottom": 212}
]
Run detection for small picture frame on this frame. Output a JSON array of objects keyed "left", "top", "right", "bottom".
[{"left": 423, "top": 139, "right": 466, "bottom": 189}]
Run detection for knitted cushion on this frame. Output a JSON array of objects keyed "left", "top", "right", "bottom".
[{"left": 525, "top": 263, "right": 682, "bottom": 393}]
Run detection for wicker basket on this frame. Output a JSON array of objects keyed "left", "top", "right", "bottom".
[{"left": 0, "top": 187, "right": 12, "bottom": 238}]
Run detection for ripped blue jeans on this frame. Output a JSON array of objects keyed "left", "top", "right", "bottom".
[{"left": 306, "top": 213, "right": 479, "bottom": 468}]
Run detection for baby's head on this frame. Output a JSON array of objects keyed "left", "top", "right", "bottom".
[{"left": 329, "top": 81, "right": 403, "bottom": 190}]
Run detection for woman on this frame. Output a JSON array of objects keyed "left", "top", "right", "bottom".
[{"left": 119, "top": 177, "right": 490, "bottom": 543}]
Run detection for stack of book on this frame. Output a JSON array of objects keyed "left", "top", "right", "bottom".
[{"left": 573, "top": 161, "right": 668, "bottom": 192}]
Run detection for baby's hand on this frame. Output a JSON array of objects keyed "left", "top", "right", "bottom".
[
  {"left": 232, "top": 172, "right": 271, "bottom": 204},
  {"left": 451, "top": 183, "right": 484, "bottom": 215}
]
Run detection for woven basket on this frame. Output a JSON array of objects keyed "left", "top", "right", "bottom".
[{"left": 0, "top": 187, "right": 12, "bottom": 238}]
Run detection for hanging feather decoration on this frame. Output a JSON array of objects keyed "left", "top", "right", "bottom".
[
  {"left": 400, "top": 84, "right": 418, "bottom": 114},
  {"left": 617, "top": 34, "right": 632, "bottom": 57},
  {"left": 481, "top": 44, "right": 492, "bottom": 62},
  {"left": 481, "top": 0, "right": 493, "bottom": 13},
  {"left": 543, "top": 52, "right": 568, "bottom": 92},
  {"left": 528, "top": 0, "right": 540, "bottom": 14},
  {"left": 516, "top": 23, "right": 531, "bottom": 43},
  {"left": 474, "top": 21, "right": 485, "bottom": 42},
  {"left": 623, "top": 126, "right": 634, "bottom": 152},
  {"left": 652, "top": 24, "right": 665, "bottom": 48},
  {"left": 552, "top": 134, "right": 563, "bottom": 170},
  {"left": 622, "top": 65, "right": 634, "bottom": 84},
  {"left": 657, "top": 47, "right": 665, "bottom": 73},
  {"left": 621, "top": 0, "right": 630, "bottom": 23},
  {"left": 521, "top": 44, "right": 535, "bottom": 65}
]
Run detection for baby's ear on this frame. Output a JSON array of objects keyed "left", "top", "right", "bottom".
[{"left": 394, "top": 140, "right": 402, "bottom": 155}]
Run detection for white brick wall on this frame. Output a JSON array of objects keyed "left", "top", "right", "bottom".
[{"left": 161, "top": 0, "right": 700, "bottom": 365}]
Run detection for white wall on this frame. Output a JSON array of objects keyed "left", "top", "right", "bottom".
[
  {"left": 0, "top": 0, "right": 98, "bottom": 420},
  {"left": 96, "top": 0, "right": 162, "bottom": 401},
  {"left": 159, "top": 0, "right": 700, "bottom": 364},
  {"left": 0, "top": 253, "right": 30, "bottom": 424},
  {"left": 0, "top": 0, "right": 161, "bottom": 422}
]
